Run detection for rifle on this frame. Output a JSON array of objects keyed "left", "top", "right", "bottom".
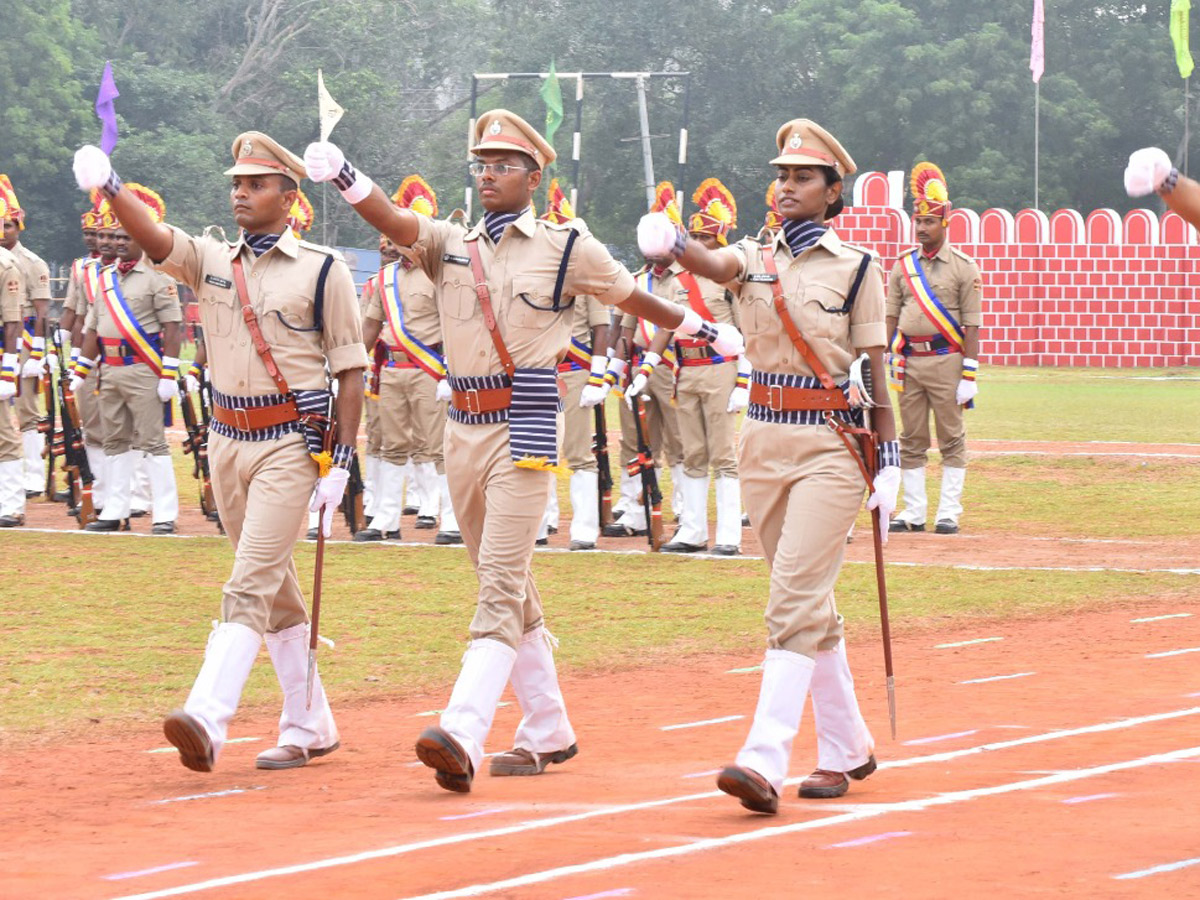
[
  {"left": 178, "top": 375, "right": 220, "bottom": 529},
  {"left": 38, "top": 319, "right": 59, "bottom": 501},
  {"left": 52, "top": 331, "right": 97, "bottom": 527},
  {"left": 627, "top": 395, "right": 664, "bottom": 551},
  {"left": 340, "top": 454, "right": 364, "bottom": 536},
  {"left": 593, "top": 404, "right": 614, "bottom": 528}
]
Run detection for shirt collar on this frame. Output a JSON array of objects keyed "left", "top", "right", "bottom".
[
  {"left": 229, "top": 226, "right": 300, "bottom": 260},
  {"left": 471, "top": 206, "right": 535, "bottom": 244},
  {"left": 772, "top": 221, "right": 843, "bottom": 258}
]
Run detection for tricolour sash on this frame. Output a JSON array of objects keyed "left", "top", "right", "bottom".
[
  {"left": 634, "top": 269, "right": 678, "bottom": 372},
  {"left": 899, "top": 250, "right": 964, "bottom": 352},
  {"left": 564, "top": 336, "right": 591, "bottom": 370},
  {"left": 99, "top": 266, "right": 164, "bottom": 375},
  {"left": 380, "top": 263, "right": 446, "bottom": 379}
]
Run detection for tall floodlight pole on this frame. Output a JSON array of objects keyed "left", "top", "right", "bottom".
[
  {"left": 635, "top": 76, "right": 657, "bottom": 210},
  {"left": 677, "top": 74, "right": 691, "bottom": 207}
]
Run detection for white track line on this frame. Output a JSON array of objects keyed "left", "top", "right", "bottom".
[
  {"left": 1131, "top": 613, "right": 1193, "bottom": 623},
  {"left": 153, "top": 786, "right": 265, "bottom": 806},
  {"left": 958, "top": 672, "right": 1036, "bottom": 685},
  {"left": 1146, "top": 648, "right": 1200, "bottom": 659},
  {"left": 971, "top": 450, "right": 1200, "bottom": 458},
  {"left": 903, "top": 730, "right": 979, "bottom": 746},
  {"left": 660, "top": 715, "right": 743, "bottom": 731},
  {"left": 935, "top": 638, "right": 1003, "bottom": 649},
  {"left": 103, "top": 862, "right": 199, "bottom": 882},
  {"left": 395, "top": 745, "right": 1200, "bottom": 900},
  {"left": 107, "top": 706, "right": 1200, "bottom": 900},
  {"left": 826, "top": 830, "right": 912, "bottom": 849},
  {"left": 146, "top": 737, "right": 260, "bottom": 754},
  {"left": 1114, "top": 856, "right": 1200, "bottom": 880},
  {"left": 1062, "top": 793, "right": 1119, "bottom": 805}
]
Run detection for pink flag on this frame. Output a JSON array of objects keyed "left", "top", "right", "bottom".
[{"left": 1030, "top": 0, "right": 1045, "bottom": 84}]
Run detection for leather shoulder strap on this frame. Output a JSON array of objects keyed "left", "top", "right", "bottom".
[
  {"left": 231, "top": 255, "right": 297, "bottom": 402},
  {"left": 465, "top": 238, "right": 516, "bottom": 379},
  {"left": 759, "top": 245, "right": 837, "bottom": 390}
]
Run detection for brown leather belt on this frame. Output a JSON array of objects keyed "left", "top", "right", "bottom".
[
  {"left": 212, "top": 399, "right": 301, "bottom": 431},
  {"left": 451, "top": 386, "right": 512, "bottom": 415},
  {"left": 748, "top": 381, "right": 847, "bottom": 412}
]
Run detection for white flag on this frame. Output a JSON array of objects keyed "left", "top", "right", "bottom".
[{"left": 317, "top": 69, "right": 344, "bottom": 142}]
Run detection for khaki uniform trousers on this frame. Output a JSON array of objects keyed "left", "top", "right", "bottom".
[
  {"left": 675, "top": 361, "right": 738, "bottom": 479},
  {"left": 76, "top": 379, "right": 105, "bottom": 449},
  {"left": 898, "top": 353, "right": 966, "bottom": 469},
  {"left": 16, "top": 377, "right": 40, "bottom": 431},
  {"left": 365, "top": 389, "right": 382, "bottom": 456},
  {"left": 618, "top": 364, "right": 682, "bottom": 469},
  {"left": 209, "top": 430, "right": 313, "bottom": 635},
  {"left": 739, "top": 418, "right": 864, "bottom": 659},
  {"left": 96, "top": 365, "right": 169, "bottom": 456},
  {"left": 560, "top": 367, "right": 596, "bottom": 473},
  {"left": 378, "top": 366, "right": 446, "bottom": 472},
  {"left": 0, "top": 400, "right": 21, "bottom": 462},
  {"left": 444, "top": 418, "right": 549, "bottom": 650}
]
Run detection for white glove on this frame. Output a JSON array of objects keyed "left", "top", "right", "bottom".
[
  {"left": 866, "top": 464, "right": 902, "bottom": 545},
  {"left": 310, "top": 466, "right": 351, "bottom": 538},
  {"left": 710, "top": 322, "right": 745, "bottom": 357},
  {"left": 55, "top": 328, "right": 71, "bottom": 347},
  {"left": 726, "top": 385, "right": 749, "bottom": 413},
  {"left": 625, "top": 372, "right": 650, "bottom": 407},
  {"left": 184, "top": 370, "right": 202, "bottom": 394},
  {"left": 579, "top": 381, "right": 610, "bottom": 407},
  {"left": 46, "top": 352, "right": 58, "bottom": 372},
  {"left": 67, "top": 374, "right": 84, "bottom": 394},
  {"left": 435, "top": 378, "right": 452, "bottom": 402},
  {"left": 676, "top": 308, "right": 745, "bottom": 358},
  {"left": 303, "top": 141, "right": 345, "bottom": 183},
  {"left": 637, "top": 212, "right": 679, "bottom": 259},
  {"left": 0, "top": 380, "right": 14, "bottom": 399},
  {"left": 21, "top": 356, "right": 43, "bottom": 378},
  {"left": 1124, "top": 147, "right": 1173, "bottom": 198},
  {"left": 73, "top": 145, "right": 113, "bottom": 192},
  {"left": 956, "top": 379, "right": 978, "bottom": 406},
  {"left": 156, "top": 377, "right": 179, "bottom": 403}
]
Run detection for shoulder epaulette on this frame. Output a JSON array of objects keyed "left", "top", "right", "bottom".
[
  {"left": 839, "top": 240, "right": 875, "bottom": 262},
  {"left": 297, "top": 239, "right": 345, "bottom": 262},
  {"left": 949, "top": 246, "right": 976, "bottom": 263}
]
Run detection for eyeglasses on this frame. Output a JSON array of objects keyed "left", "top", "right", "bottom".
[{"left": 468, "top": 162, "right": 531, "bottom": 178}]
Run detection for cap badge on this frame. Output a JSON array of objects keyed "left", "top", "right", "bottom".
[
  {"left": 489, "top": 120, "right": 503, "bottom": 135},
  {"left": 240, "top": 139, "right": 254, "bottom": 157},
  {"left": 789, "top": 133, "right": 803, "bottom": 149}
]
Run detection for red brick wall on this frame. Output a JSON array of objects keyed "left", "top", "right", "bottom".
[{"left": 833, "top": 175, "right": 1200, "bottom": 367}]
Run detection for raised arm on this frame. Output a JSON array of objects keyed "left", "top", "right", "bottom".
[
  {"left": 72, "top": 147, "right": 173, "bottom": 261},
  {"left": 304, "top": 142, "right": 421, "bottom": 247}
]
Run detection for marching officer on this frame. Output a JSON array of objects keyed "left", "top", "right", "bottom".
[
  {"left": 357, "top": 175, "right": 460, "bottom": 544},
  {"left": 628, "top": 178, "right": 748, "bottom": 554},
  {"left": 885, "top": 163, "right": 982, "bottom": 535},
  {"left": 358, "top": 232, "right": 400, "bottom": 531},
  {"left": 0, "top": 242, "right": 27, "bottom": 526},
  {"left": 638, "top": 118, "right": 899, "bottom": 814},
  {"left": 71, "top": 185, "right": 182, "bottom": 534},
  {"left": 306, "top": 108, "right": 741, "bottom": 792},
  {"left": 0, "top": 176, "right": 52, "bottom": 498},
  {"left": 73, "top": 131, "right": 367, "bottom": 772},
  {"left": 543, "top": 179, "right": 610, "bottom": 551}
]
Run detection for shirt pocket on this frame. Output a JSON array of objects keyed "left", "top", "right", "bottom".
[
  {"left": 260, "top": 290, "right": 317, "bottom": 348},
  {"left": 199, "top": 286, "right": 237, "bottom": 338},
  {"left": 798, "top": 281, "right": 850, "bottom": 340},
  {"left": 736, "top": 287, "right": 777, "bottom": 337},
  {"left": 508, "top": 273, "right": 566, "bottom": 330},
  {"left": 439, "top": 270, "right": 477, "bottom": 321}
]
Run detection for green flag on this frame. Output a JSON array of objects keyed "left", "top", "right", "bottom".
[
  {"left": 540, "top": 58, "right": 564, "bottom": 165},
  {"left": 1172, "top": 0, "right": 1194, "bottom": 79}
]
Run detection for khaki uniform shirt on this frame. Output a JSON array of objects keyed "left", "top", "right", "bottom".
[
  {"left": 364, "top": 258, "right": 441, "bottom": 349},
  {"left": 410, "top": 209, "right": 635, "bottom": 377},
  {"left": 156, "top": 226, "right": 368, "bottom": 396},
  {"left": 718, "top": 229, "right": 886, "bottom": 381},
  {"left": 0, "top": 247, "right": 24, "bottom": 324},
  {"left": 84, "top": 260, "right": 183, "bottom": 337},
  {"left": 620, "top": 264, "right": 681, "bottom": 350},
  {"left": 569, "top": 294, "right": 610, "bottom": 353},
  {"left": 65, "top": 256, "right": 103, "bottom": 318},
  {"left": 11, "top": 242, "right": 51, "bottom": 317},
  {"left": 886, "top": 241, "right": 983, "bottom": 337}
]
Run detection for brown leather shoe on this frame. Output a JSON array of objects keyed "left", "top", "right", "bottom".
[
  {"left": 716, "top": 765, "right": 778, "bottom": 814},
  {"left": 489, "top": 743, "right": 578, "bottom": 776},
  {"left": 163, "top": 710, "right": 214, "bottom": 773},
  {"left": 415, "top": 726, "right": 473, "bottom": 793},
  {"left": 799, "top": 754, "right": 877, "bottom": 798},
  {"left": 255, "top": 741, "right": 340, "bottom": 770}
]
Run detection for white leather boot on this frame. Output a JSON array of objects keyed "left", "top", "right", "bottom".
[
  {"left": 664, "top": 473, "right": 709, "bottom": 550},
  {"left": 713, "top": 475, "right": 742, "bottom": 553},
  {"left": 362, "top": 453, "right": 379, "bottom": 518},
  {"left": 94, "top": 449, "right": 138, "bottom": 523},
  {"left": 491, "top": 626, "right": 578, "bottom": 775},
  {"left": 436, "top": 473, "right": 461, "bottom": 542},
  {"left": 890, "top": 466, "right": 927, "bottom": 530},
  {"left": 256, "top": 622, "right": 340, "bottom": 769},
  {"left": 810, "top": 641, "right": 875, "bottom": 774},
  {"left": 84, "top": 444, "right": 107, "bottom": 508},
  {"left": 21, "top": 430, "right": 43, "bottom": 494},
  {"left": 734, "top": 648, "right": 815, "bottom": 795},
  {"left": 415, "top": 461, "right": 440, "bottom": 526},
  {"left": 568, "top": 470, "right": 599, "bottom": 548},
  {"left": 935, "top": 466, "right": 966, "bottom": 533},
  {"left": 147, "top": 452, "right": 179, "bottom": 529}
]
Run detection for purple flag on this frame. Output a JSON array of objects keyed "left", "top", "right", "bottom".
[{"left": 95, "top": 62, "right": 120, "bottom": 154}]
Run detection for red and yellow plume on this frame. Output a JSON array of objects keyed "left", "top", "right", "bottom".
[
  {"left": 540, "top": 178, "right": 576, "bottom": 224},
  {"left": 764, "top": 181, "right": 782, "bottom": 231},
  {"left": 81, "top": 190, "right": 104, "bottom": 229},
  {"left": 0, "top": 175, "right": 25, "bottom": 230},
  {"left": 687, "top": 177, "right": 737, "bottom": 245},
  {"left": 124, "top": 183, "right": 167, "bottom": 224},
  {"left": 910, "top": 161, "right": 951, "bottom": 219},
  {"left": 287, "top": 189, "right": 314, "bottom": 232},
  {"left": 392, "top": 175, "right": 438, "bottom": 218},
  {"left": 650, "top": 181, "right": 683, "bottom": 226}
]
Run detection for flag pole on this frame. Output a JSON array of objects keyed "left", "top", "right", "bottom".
[
  {"left": 1034, "top": 81, "right": 1040, "bottom": 211},
  {"left": 1186, "top": 75, "right": 1191, "bottom": 178}
]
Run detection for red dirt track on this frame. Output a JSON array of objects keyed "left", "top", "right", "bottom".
[{"left": 3, "top": 603, "right": 1200, "bottom": 899}]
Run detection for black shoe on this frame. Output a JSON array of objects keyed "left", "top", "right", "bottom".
[
  {"left": 888, "top": 519, "right": 925, "bottom": 533},
  {"left": 0, "top": 514, "right": 25, "bottom": 528},
  {"left": 546, "top": 524, "right": 558, "bottom": 535},
  {"left": 305, "top": 527, "right": 319, "bottom": 541},
  {"left": 53, "top": 490, "right": 70, "bottom": 503},
  {"left": 205, "top": 510, "right": 221, "bottom": 522},
  {"left": 602, "top": 522, "right": 646, "bottom": 538},
  {"left": 935, "top": 519, "right": 959, "bottom": 534},
  {"left": 535, "top": 537, "right": 548, "bottom": 546},
  {"left": 435, "top": 531, "right": 463, "bottom": 545},
  {"left": 353, "top": 528, "right": 384, "bottom": 542},
  {"left": 152, "top": 521, "right": 176, "bottom": 535},
  {"left": 68, "top": 504, "right": 80, "bottom": 517},
  {"left": 403, "top": 505, "right": 419, "bottom": 516},
  {"left": 415, "top": 515, "right": 437, "bottom": 529},
  {"left": 415, "top": 726, "right": 474, "bottom": 793},
  {"left": 385, "top": 530, "right": 401, "bottom": 539},
  {"left": 24, "top": 489, "right": 43, "bottom": 500},
  {"left": 742, "top": 513, "right": 751, "bottom": 527},
  {"left": 662, "top": 540, "right": 707, "bottom": 553},
  {"left": 711, "top": 544, "right": 739, "bottom": 556},
  {"left": 569, "top": 540, "right": 595, "bottom": 551},
  {"left": 129, "top": 508, "right": 149, "bottom": 518},
  {"left": 85, "top": 518, "right": 123, "bottom": 533}
]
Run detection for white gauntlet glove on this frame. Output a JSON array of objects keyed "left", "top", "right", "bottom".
[
  {"left": 156, "top": 377, "right": 179, "bottom": 403},
  {"left": 73, "top": 145, "right": 114, "bottom": 192},
  {"left": 311, "top": 465, "right": 350, "bottom": 538},
  {"left": 637, "top": 212, "right": 681, "bottom": 259},
  {"left": 1124, "top": 147, "right": 1174, "bottom": 197},
  {"left": 578, "top": 354, "right": 611, "bottom": 407},
  {"left": 727, "top": 356, "right": 751, "bottom": 413},
  {"left": 625, "top": 352, "right": 659, "bottom": 408},
  {"left": 435, "top": 378, "right": 452, "bottom": 402},
  {"left": 866, "top": 465, "right": 902, "bottom": 545},
  {"left": 304, "top": 141, "right": 373, "bottom": 203},
  {"left": 676, "top": 307, "right": 745, "bottom": 358}
]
